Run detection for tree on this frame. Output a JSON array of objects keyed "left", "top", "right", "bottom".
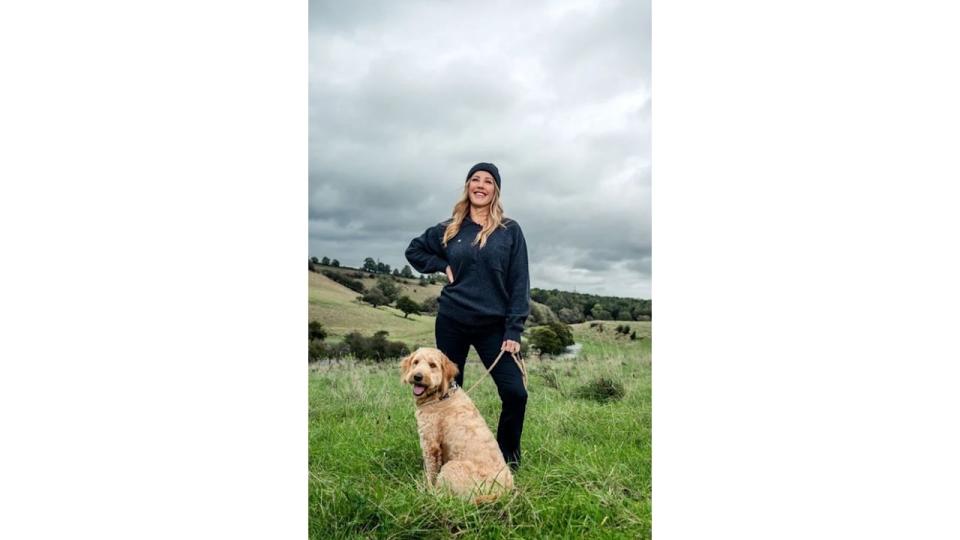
[
  {"left": 396, "top": 296, "right": 421, "bottom": 318},
  {"left": 331, "top": 259, "right": 340, "bottom": 267},
  {"left": 310, "top": 256, "right": 319, "bottom": 264},
  {"left": 321, "top": 256, "right": 330, "bottom": 265},
  {"left": 591, "top": 302, "right": 611, "bottom": 320},
  {"left": 362, "top": 288, "right": 389, "bottom": 307},
  {"left": 392, "top": 268, "right": 400, "bottom": 277},
  {"left": 375, "top": 277, "right": 400, "bottom": 302},
  {"left": 308, "top": 321, "right": 327, "bottom": 341},
  {"left": 419, "top": 276, "right": 428, "bottom": 286},
  {"left": 401, "top": 265, "right": 414, "bottom": 278},
  {"left": 363, "top": 257, "right": 377, "bottom": 273},
  {"left": 558, "top": 307, "right": 583, "bottom": 324}
]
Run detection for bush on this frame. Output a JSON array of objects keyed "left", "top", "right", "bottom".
[
  {"left": 342, "top": 330, "right": 410, "bottom": 361},
  {"left": 361, "top": 288, "right": 389, "bottom": 307},
  {"left": 309, "top": 339, "right": 324, "bottom": 363},
  {"left": 615, "top": 324, "right": 631, "bottom": 335},
  {"left": 322, "top": 270, "right": 365, "bottom": 293},
  {"left": 420, "top": 295, "right": 439, "bottom": 314},
  {"left": 558, "top": 307, "right": 584, "bottom": 324},
  {"left": 528, "top": 302, "right": 559, "bottom": 326},
  {"left": 575, "top": 377, "right": 625, "bottom": 403},
  {"left": 309, "top": 339, "right": 350, "bottom": 362},
  {"left": 308, "top": 321, "right": 327, "bottom": 341},
  {"left": 529, "top": 326, "right": 564, "bottom": 356},
  {"left": 546, "top": 321, "right": 575, "bottom": 347}
]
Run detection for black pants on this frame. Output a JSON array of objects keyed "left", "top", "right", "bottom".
[{"left": 435, "top": 312, "right": 527, "bottom": 467}]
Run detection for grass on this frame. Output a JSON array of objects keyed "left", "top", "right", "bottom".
[{"left": 308, "top": 324, "right": 651, "bottom": 539}]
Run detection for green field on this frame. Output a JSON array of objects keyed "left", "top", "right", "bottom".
[{"left": 309, "top": 272, "right": 652, "bottom": 539}]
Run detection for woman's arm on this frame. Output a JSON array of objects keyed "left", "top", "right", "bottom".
[
  {"left": 405, "top": 223, "right": 449, "bottom": 275},
  {"left": 503, "top": 225, "right": 530, "bottom": 343}
]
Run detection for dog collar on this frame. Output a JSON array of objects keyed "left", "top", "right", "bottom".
[{"left": 418, "top": 381, "right": 459, "bottom": 407}]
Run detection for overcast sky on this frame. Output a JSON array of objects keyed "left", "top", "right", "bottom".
[{"left": 309, "top": 0, "right": 650, "bottom": 299}]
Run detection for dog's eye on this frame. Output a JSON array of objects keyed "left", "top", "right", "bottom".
[
  {"left": 413, "top": 360, "right": 419, "bottom": 364},
  {"left": 429, "top": 362, "right": 437, "bottom": 368}
]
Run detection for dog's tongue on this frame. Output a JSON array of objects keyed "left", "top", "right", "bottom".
[{"left": 413, "top": 384, "right": 427, "bottom": 396}]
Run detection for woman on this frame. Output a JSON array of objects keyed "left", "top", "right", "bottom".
[{"left": 405, "top": 162, "right": 530, "bottom": 470}]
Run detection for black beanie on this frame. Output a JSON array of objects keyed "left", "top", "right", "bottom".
[{"left": 466, "top": 162, "right": 501, "bottom": 189}]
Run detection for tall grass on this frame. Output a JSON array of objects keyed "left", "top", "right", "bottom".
[{"left": 308, "top": 326, "right": 651, "bottom": 539}]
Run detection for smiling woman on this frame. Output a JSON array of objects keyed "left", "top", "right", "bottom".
[{"left": 404, "top": 162, "right": 531, "bottom": 471}]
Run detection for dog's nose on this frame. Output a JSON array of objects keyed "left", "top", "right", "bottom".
[{"left": 413, "top": 373, "right": 422, "bottom": 382}]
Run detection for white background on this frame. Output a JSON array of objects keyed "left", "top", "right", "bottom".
[{"left": 2, "top": 1, "right": 959, "bottom": 538}]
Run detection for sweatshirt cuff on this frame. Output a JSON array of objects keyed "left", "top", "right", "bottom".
[
  {"left": 503, "top": 326, "right": 523, "bottom": 343},
  {"left": 427, "top": 256, "right": 448, "bottom": 274}
]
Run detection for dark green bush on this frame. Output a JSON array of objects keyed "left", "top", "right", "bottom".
[
  {"left": 342, "top": 330, "right": 410, "bottom": 361},
  {"left": 309, "top": 321, "right": 327, "bottom": 341},
  {"left": 322, "top": 270, "right": 365, "bottom": 293},
  {"left": 546, "top": 321, "right": 575, "bottom": 347},
  {"left": 575, "top": 377, "right": 625, "bottom": 403},
  {"left": 529, "top": 326, "right": 564, "bottom": 356}
]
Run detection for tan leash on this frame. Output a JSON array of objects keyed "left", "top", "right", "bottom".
[{"left": 463, "top": 349, "right": 528, "bottom": 395}]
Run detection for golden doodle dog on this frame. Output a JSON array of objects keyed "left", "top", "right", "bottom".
[{"left": 400, "top": 347, "right": 514, "bottom": 503}]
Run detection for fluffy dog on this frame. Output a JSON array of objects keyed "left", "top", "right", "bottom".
[{"left": 400, "top": 347, "right": 514, "bottom": 502}]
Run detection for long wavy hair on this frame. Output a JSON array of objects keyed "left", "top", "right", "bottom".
[{"left": 442, "top": 180, "right": 507, "bottom": 248}]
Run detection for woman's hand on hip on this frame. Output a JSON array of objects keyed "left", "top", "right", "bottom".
[{"left": 501, "top": 339, "right": 520, "bottom": 353}]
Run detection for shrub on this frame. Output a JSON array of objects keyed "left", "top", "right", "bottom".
[
  {"left": 630, "top": 330, "right": 638, "bottom": 340},
  {"left": 546, "top": 321, "right": 575, "bottom": 347},
  {"left": 529, "top": 326, "right": 564, "bottom": 356},
  {"left": 308, "top": 321, "right": 327, "bottom": 341},
  {"left": 342, "top": 330, "right": 410, "bottom": 361},
  {"left": 558, "top": 307, "right": 583, "bottom": 324},
  {"left": 322, "top": 270, "right": 365, "bottom": 293},
  {"left": 309, "top": 339, "right": 350, "bottom": 362},
  {"left": 420, "top": 295, "right": 438, "bottom": 314},
  {"left": 309, "top": 339, "right": 323, "bottom": 363},
  {"left": 528, "top": 302, "right": 559, "bottom": 326},
  {"left": 575, "top": 377, "right": 625, "bottom": 403}
]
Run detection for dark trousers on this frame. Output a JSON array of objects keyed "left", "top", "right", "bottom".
[{"left": 434, "top": 312, "right": 527, "bottom": 467}]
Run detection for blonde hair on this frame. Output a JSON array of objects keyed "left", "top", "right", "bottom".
[{"left": 442, "top": 181, "right": 507, "bottom": 248}]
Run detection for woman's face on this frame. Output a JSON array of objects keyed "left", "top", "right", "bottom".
[{"left": 467, "top": 171, "right": 497, "bottom": 208}]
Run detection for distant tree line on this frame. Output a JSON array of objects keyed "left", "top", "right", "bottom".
[
  {"left": 310, "top": 256, "right": 341, "bottom": 269},
  {"left": 361, "top": 257, "right": 416, "bottom": 279},
  {"left": 531, "top": 288, "right": 651, "bottom": 322}
]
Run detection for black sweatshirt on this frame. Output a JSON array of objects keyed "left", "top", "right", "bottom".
[{"left": 405, "top": 216, "right": 530, "bottom": 342}]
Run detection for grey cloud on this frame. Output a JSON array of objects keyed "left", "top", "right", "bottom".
[{"left": 310, "top": 0, "right": 651, "bottom": 298}]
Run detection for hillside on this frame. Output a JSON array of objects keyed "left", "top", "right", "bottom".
[
  {"left": 308, "top": 268, "right": 645, "bottom": 355},
  {"left": 309, "top": 271, "right": 437, "bottom": 348},
  {"left": 314, "top": 264, "right": 444, "bottom": 303}
]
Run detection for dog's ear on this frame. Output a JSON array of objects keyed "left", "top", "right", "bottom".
[
  {"left": 441, "top": 352, "right": 459, "bottom": 386},
  {"left": 399, "top": 351, "right": 415, "bottom": 383}
]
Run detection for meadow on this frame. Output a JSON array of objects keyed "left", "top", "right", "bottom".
[{"left": 308, "top": 320, "right": 652, "bottom": 539}]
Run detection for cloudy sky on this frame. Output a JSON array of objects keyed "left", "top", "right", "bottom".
[{"left": 309, "top": 0, "right": 650, "bottom": 299}]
